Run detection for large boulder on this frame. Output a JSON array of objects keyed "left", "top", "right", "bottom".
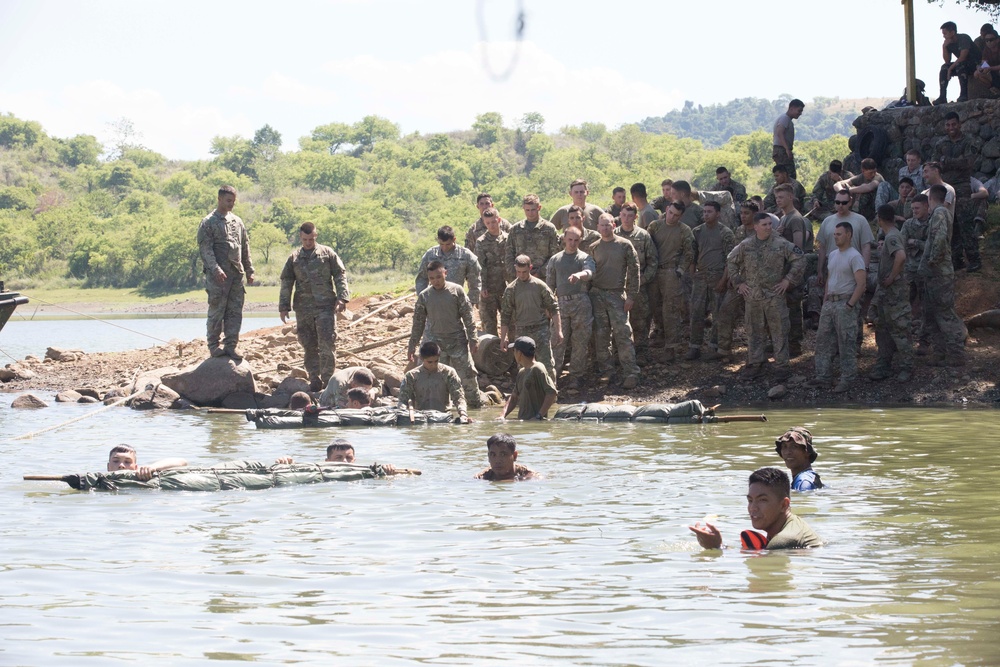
[
  {"left": 12, "top": 393, "right": 48, "bottom": 409},
  {"left": 45, "top": 347, "right": 84, "bottom": 362},
  {"left": 55, "top": 390, "right": 83, "bottom": 403},
  {"left": 128, "top": 384, "right": 182, "bottom": 410},
  {"left": 274, "top": 377, "right": 310, "bottom": 395},
  {"left": 222, "top": 392, "right": 258, "bottom": 409},
  {"left": 161, "top": 357, "right": 255, "bottom": 407}
]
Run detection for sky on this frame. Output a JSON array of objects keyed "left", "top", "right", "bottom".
[{"left": 0, "top": 0, "right": 995, "bottom": 160}]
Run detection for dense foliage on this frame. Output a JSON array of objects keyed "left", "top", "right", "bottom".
[{"left": 0, "top": 106, "right": 849, "bottom": 291}]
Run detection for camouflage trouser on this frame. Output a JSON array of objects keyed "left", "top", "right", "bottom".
[
  {"left": 785, "top": 285, "right": 805, "bottom": 348},
  {"left": 648, "top": 273, "right": 664, "bottom": 339},
  {"left": 873, "top": 285, "right": 913, "bottom": 372},
  {"left": 518, "top": 322, "right": 556, "bottom": 384},
  {"left": 906, "top": 273, "right": 928, "bottom": 345},
  {"left": 433, "top": 335, "right": 484, "bottom": 408},
  {"left": 656, "top": 269, "right": 685, "bottom": 352},
  {"left": 205, "top": 271, "right": 245, "bottom": 351},
  {"left": 590, "top": 288, "right": 639, "bottom": 379},
  {"left": 921, "top": 277, "right": 966, "bottom": 360},
  {"left": 715, "top": 286, "right": 744, "bottom": 353},
  {"left": 745, "top": 296, "right": 790, "bottom": 367},
  {"left": 814, "top": 297, "right": 858, "bottom": 381},
  {"left": 478, "top": 291, "right": 502, "bottom": 338},
  {"left": 552, "top": 293, "right": 593, "bottom": 378},
  {"left": 772, "top": 145, "right": 796, "bottom": 180},
  {"left": 952, "top": 197, "right": 981, "bottom": 267},
  {"left": 629, "top": 284, "right": 652, "bottom": 354},
  {"left": 296, "top": 307, "right": 337, "bottom": 384},
  {"left": 690, "top": 270, "right": 724, "bottom": 349}
]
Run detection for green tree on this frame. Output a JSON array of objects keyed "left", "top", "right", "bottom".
[
  {"left": 250, "top": 222, "right": 288, "bottom": 263},
  {"left": 56, "top": 134, "right": 102, "bottom": 167},
  {"left": 519, "top": 112, "right": 545, "bottom": 135},
  {"left": 0, "top": 186, "right": 35, "bottom": 211},
  {"left": 210, "top": 135, "right": 257, "bottom": 177},
  {"left": 308, "top": 122, "right": 354, "bottom": 154},
  {"left": 351, "top": 115, "right": 400, "bottom": 155},
  {"left": 473, "top": 112, "right": 505, "bottom": 146},
  {"left": 0, "top": 114, "right": 44, "bottom": 148}
]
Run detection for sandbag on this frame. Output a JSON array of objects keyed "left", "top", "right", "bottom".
[
  {"left": 631, "top": 403, "right": 675, "bottom": 424},
  {"left": 473, "top": 334, "right": 515, "bottom": 375},
  {"left": 602, "top": 404, "right": 637, "bottom": 422},
  {"left": 552, "top": 404, "right": 586, "bottom": 420},
  {"left": 667, "top": 400, "right": 706, "bottom": 419},
  {"left": 581, "top": 403, "right": 611, "bottom": 420}
]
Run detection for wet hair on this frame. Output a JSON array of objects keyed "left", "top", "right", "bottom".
[
  {"left": 740, "top": 201, "right": 760, "bottom": 213},
  {"left": 940, "top": 21, "right": 957, "bottom": 32},
  {"left": 612, "top": 186, "right": 626, "bottom": 195},
  {"left": 109, "top": 444, "right": 136, "bottom": 460},
  {"left": 427, "top": 260, "right": 445, "bottom": 272},
  {"left": 218, "top": 185, "right": 237, "bottom": 197},
  {"left": 899, "top": 177, "right": 915, "bottom": 188},
  {"left": 672, "top": 180, "right": 692, "bottom": 196},
  {"left": 630, "top": 182, "right": 648, "bottom": 198},
  {"left": 621, "top": 202, "right": 638, "bottom": 213},
  {"left": 437, "top": 226, "right": 456, "bottom": 242},
  {"left": 569, "top": 179, "right": 588, "bottom": 190},
  {"left": 350, "top": 369, "right": 375, "bottom": 386},
  {"left": 419, "top": 341, "right": 441, "bottom": 358},
  {"left": 703, "top": 201, "right": 721, "bottom": 212},
  {"left": 523, "top": 193, "right": 540, "bottom": 206},
  {"left": 749, "top": 466, "right": 791, "bottom": 499},
  {"left": 486, "top": 433, "right": 517, "bottom": 453},
  {"left": 835, "top": 221, "right": 855, "bottom": 235},
  {"left": 877, "top": 204, "right": 896, "bottom": 222},
  {"left": 772, "top": 164, "right": 788, "bottom": 175},
  {"left": 476, "top": 192, "right": 492, "bottom": 204},
  {"left": 928, "top": 184, "right": 948, "bottom": 202},
  {"left": 715, "top": 166, "right": 729, "bottom": 175},
  {"left": 346, "top": 387, "right": 371, "bottom": 406},
  {"left": 327, "top": 438, "right": 355, "bottom": 458},
  {"left": 753, "top": 212, "right": 772, "bottom": 224},
  {"left": 860, "top": 158, "right": 878, "bottom": 170},
  {"left": 911, "top": 193, "right": 929, "bottom": 205},
  {"left": 829, "top": 160, "right": 843, "bottom": 173},
  {"left": 299, "top": 222, "right": 316, "bottom": 235},
  {"left": 289, "top": 391, "right": 312, "bottom": 409},
  {"left": 944, "top": 111, "right": 960, "bottom": 123},
  {"left": 514, "top": 254, "right": 531, "bottom": 268},
  {"left": 789, "top": 99, "right": 804, "bottom": 109}
]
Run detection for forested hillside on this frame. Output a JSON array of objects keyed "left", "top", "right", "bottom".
[
  {"left": 0, "top": 110, "right": 848, "bottom": 292},
  {"left": 639, "top": 96, "right": 889, "bottom": 147}
]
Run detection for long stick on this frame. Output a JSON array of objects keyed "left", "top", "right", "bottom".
[
  {"left": 347, "top": 291, "right": 415, "bottom": 328},
  {"left": 206, "top": 408, "right": 249, "bottom": 414},
  {"left": 11, "top": 388, "right": 144, "bottom": 441},
  {"left": 24, "top": 466, "right": 422, "bottom": 481},
  {"left": 710, "top": 414, "right": 768, "bottom": 423},
  {"left": 346, "top": 332, "right": 410, "bottom": 355},
  {"left": 23, "top": 475, "right": 70, "bottom": 481}
]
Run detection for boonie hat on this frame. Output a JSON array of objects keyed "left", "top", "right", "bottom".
[
  {"left": 774, "top": 426, "right": 817, "bottom": 463},
  {"left": 512, "top": 336, "right": 536, "bottom": 356}
]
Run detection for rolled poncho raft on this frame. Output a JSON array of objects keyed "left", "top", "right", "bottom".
[
  {"left": 552, "top": 400, "right": 764, "bottom": 424},
  {"left": 25, "top": 460, "right": 408, "bottom": 492},
  {"left": 245, "top": 407, "right": 457, "bottom": 429}
]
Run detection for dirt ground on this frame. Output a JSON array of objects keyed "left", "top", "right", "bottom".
[{"left": 3, "top": 266, "right": 1000, "bottom": 408}]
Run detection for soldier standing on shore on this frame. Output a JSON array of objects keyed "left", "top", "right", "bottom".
[
  {"left": 589, "top": 214, "right": 641, "bottom": 389},
  {"left": 465, "top": 193, "right": 511, "bottom": 251},
  {"left": 546, "top": 226, "right": 595, "bottom": 387},
  {"left": 646, "top": 201, "right": 694, "bottom": 363},
  {"left": 688, "top": 202, "right": 735, "bottom": 360},
  {"left": 197, "top": 185, "right": 255, "bottom": 361},
  {"left": 500, "top": 255, "right": 562, "bottom": 383},
  {"left": 279, "top": 222, "right": 350, "bottom": 392},
  {"left": 505, "top": 194, "right": 560, "bottom": 280},
  {"left": 415, "top": 226, "right": 482, "bottom": 307},
  {"left": 920, "top": 185, "right": 967, "bottom": 367},
  {"left": 870, "top": 205, "right": 914, "bottom": 383},
  {"left": 474, "top": 207, "right": 509, "bottom": 337},
  {"left": 616, "top": 202, "right": 658, "bottom": 363}
]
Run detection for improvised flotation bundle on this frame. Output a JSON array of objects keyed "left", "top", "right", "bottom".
[
  {"left": 553, "top": 400, "right": 709, "bottom": 424},
  {"left": 245, "top": 406, "right": 457, "bottom": 429}
]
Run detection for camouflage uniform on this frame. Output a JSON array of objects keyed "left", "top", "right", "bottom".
[
  {"left": 917, "top": 206, "right": 966, "bottom": 362},
  {"left": 563, "top": 227, "right": 602, "bottom": 255},
  {"left": 278, "top": 244, "right": 349, "bottom": 386},
  {"left": 474, "top": 230, "right": 509, "bottom": 337},
  {"left": 415, "top": 245, "right": 482, "bottom": 305},
  {"left": 589, "top": 236, "right": 641, "bottom": 380},
  {"left": 546, "top": 250, "right": 595, "bottom": 378},
  {"left": 763, "top": 179, "right": 808, "bottom": 213},
  {"left": 810, "top": 171, "right": 853, "bottom": 220},
  {"left": 501, "top": 276, "right": 559, "bottom": 382},
  {"left": 396, "top": 362, "right": 466, "bottom": 414},
  {"left": 465, "top": 216, "right": 511, "bottom": 251},
  {"left": 690, "top": 223, "right": 736, "bottom": 351},
  {"left": 647, "top": 218, "right": 694, "bottom": 355},
  {"left": 900, "top": 213, "right": 931, "bottom": 344},
  {"left": 615, "top": 225, "right": 658, "bottom": 358},
  {"left": 872, "top": 228, "right": 913, "bottom": 375},
  {"left": 505, "top": 218, "right": 561, "bottom": 280},
  {"left": 727, "top": 234, "right": 805, "bottom": 370},
  {"left": 715, "top": 180, "right": 747, "bottom": 203},
  {"left": 936, "top": 133, "right": 981, "bottom": 268},
  {"left": 197, "top": 209, "right": 254, "bottom": 353},
  {"left": 777, "top": 210, "right": 813, "bottom": 352},
  {"left": 814, "top": 248, "right": 865, "bottom": 383},
  {"left": 409, "top": 281, "right": 484, "bottom": 407}
]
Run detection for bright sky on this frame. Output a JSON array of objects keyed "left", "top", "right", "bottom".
[{"left": 0, "top": 0, "right": 994, "bottom": 159}]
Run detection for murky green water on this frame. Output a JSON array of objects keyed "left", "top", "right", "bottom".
[{"left": 1, "top": 401, "right": 998, "bottom": 665}]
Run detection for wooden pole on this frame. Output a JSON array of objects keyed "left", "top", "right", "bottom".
[
  {"left": 903, "top": 0, "right": 917, "bottom": 103},
  {"left": 347, "top": 290, "right": 415, "bottom": 328},
  {"left": 345, "top": 332, "right": 410, "bottom": 355}
]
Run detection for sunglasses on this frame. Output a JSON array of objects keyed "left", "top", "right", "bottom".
[{"left": 835, "top": 201, "right": 851, "bottom": 205}]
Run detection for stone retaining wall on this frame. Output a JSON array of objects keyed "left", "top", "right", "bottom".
[{"left": 850, "top": 99, "right": 1000, "bottom": 186}]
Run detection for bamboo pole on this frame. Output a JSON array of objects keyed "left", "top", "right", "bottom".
[
  {"left": 345, "top": 332, "right": 410, "bottom": 355},
  {"left": 347, "top": 290, "right": 415, "bottom": 328},
  {"left": 903, "top": 0, "right": 917, "bottom": 104}
]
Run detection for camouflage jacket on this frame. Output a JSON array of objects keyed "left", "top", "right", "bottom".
[
  {"left": 615, "top": 225, "right": 659, "bottom": 285},
  {"left": 474, "top": 231, "right": 510, "bottom": 295},
  {"left": 415, "top": 245, "right": 482, "bottom": 305},
  {"left": 505, "top": 218, "right": 561, "bottom": 278},
  {"left": 197, "top": 210, "right": 254, "bottom": 278},
  {"left": 278, "top": 244, "right": 349, "bottom": 312},
  {"left": 727, "top": 233, "right": 805, "bottom": 300}
]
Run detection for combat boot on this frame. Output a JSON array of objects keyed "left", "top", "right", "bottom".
[
  {"left": 742, "top": 363, "right": 763, "bottom": 378},
  {"left": 896, "top": 370, "right": 912, "bottom": 382},
  {"left": 684, "top": 347, "right": 701, "bottom": 361},
  {"left": 868, "top": 365, "right": 892, "bottom": 381},
  {"left": 209, "top": 346, "right": 227, "bottom": 358},
  {"left": 622, "top": 376, "right": 639, "bottom": 390},
  {"left": 788, "top": 342, "right": 802, "bottom": 358},
  {"left": 832, "top": 379, "right": 851, "bottom": 393},
  {"left": 703, "top": 348, "right": 731, "bottom": 362},
  {"left": 224, "top": 347, "right": 243, "bottom": 363}
]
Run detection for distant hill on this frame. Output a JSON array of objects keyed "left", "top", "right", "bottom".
[{"left": 638, "top": 96, "right": 892, "bottom": 147}]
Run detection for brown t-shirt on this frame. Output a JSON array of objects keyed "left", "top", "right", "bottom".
[
  {"left": 550, "top": 203, "right": 605, "bottom": 231},
  {"left": 514, "top": 361, "right": 557, "bottom": 419}
]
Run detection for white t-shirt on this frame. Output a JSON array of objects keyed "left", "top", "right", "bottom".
[
  {"left": 922, "top": 183, "right": 955, "bottom": 216},
  {"left": 826, "top": 247, "right": 866, "bottom": 298},
  {"left": 817, "top": 212, "right": 875, "bottom": 256}
]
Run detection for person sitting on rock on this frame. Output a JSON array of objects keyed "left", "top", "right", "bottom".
[
  {"left": 107, "top": 444, "right": 187, "bottom": 482},
  {"left": 475, "top": 433, "right": 536, "bottom": 481},
  {"left": 774, "top": 427, "right": 823, "bottom": 490},
  {"left": 936, "top": 21, "right": 981, "bottom": 104}
]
